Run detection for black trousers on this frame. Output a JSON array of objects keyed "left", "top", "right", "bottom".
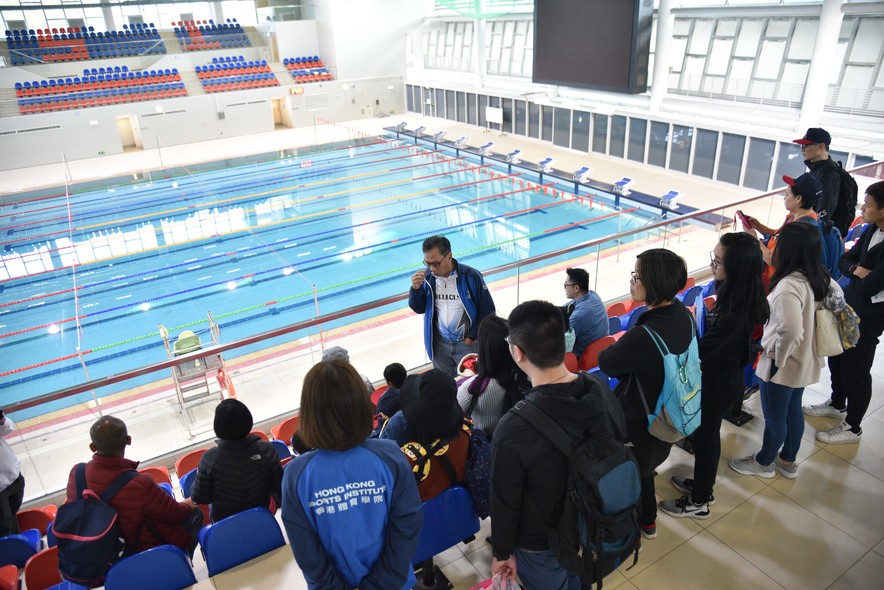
[
  {"left": 0, "top": 473, "right": 25, "bottom": 537},
  {"left": 690, "top": 406, "right": 729, "bottom": 504},
  {"left": 829, "top": 316, "right": 884, "bottom": 430}
]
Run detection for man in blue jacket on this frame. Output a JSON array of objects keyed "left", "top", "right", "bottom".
[
  {"left": 409, "top": 235, "right": 496, "bottom": 376},
  {"left": 562, "top": 267, "right": 609, "bottom": 358}
]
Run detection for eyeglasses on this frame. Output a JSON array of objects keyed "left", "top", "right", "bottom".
[
  {"left": 799, "top": 144, "right": 818, "bottom": 151},
  {"left": 709, "top": 251, "right": 722, "bottom": 270},
  {"left": 630, "top": 271, "right": 641, "bottom": 283},
  {"left": 563, "top": 283, "right": 577, "bottom": 288},
  {"left": 422, "top": 253, "right": 450, "bottom": 269}
]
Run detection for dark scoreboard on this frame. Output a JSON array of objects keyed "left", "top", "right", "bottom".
[{"left": 533, "top": 0, "right": 654, "bottom": 94}]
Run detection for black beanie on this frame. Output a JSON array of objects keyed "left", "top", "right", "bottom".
[
  {"left": 214, "top": 399, "right": 253, "bottom": 441},
  {"left": 400, "top": 369, "right": 462, "bottom": 443}
]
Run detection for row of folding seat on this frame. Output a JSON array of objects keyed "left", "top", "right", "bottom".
[
  {"left": 179, "top": 37, "right": 250, "bottom": 51},
  {"left": 7, "top": 41, "right": 165, "bottom": 64},
  {"left": 292, "top": 71, "right": 334, "bottom": 83},
  {"left": 6, "top": 29, "right": 159, "bottom": 48},
  {"left": 16, "top": 73, "right": 180, "bottom": 96},
  {"left": 201, "top": 74, "right": 279, "bottom": 93},
  {"left": 211, "top": 55, "right": 247, "bottom": 63},
  {"left": 284, "top": 56, "right": 325, "bottom": 70},
  {"left": 196, "top": 62, "right": 271, "bottom": 77},
  {"left": 19, "top": 85, "right": 188, "bottom": 114}
]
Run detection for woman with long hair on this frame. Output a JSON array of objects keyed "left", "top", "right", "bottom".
[
  {"left": 729, "top": 223, "right": 835, "bottom": 478},
  {"left": 282, "top": 360, "right": 423, "bottom": 590},
  {"left": 456, "top": 315, "right": 527, "bottom": 439},
  {"left": 598, "top": 248, "right": 695, "bottom": 540},
  {"left": 806, "top": 180, "right": 884, "bottom": 444},
  {"left": 660, "top": 233, "right": 770, "bottom": 519}
]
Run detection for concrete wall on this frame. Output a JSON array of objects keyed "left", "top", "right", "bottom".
[
  {"left": 307, "top": 0, "right": 432, "bottom": 81},
  {"left": 0, "top": 75, "right": 406, "bottom": 172}
]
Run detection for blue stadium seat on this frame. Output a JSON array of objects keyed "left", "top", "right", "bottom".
[
  {"left": 105, "top": 545, "right": 197, "bottom": 590},
  {"left": 198, "top": 508, "right": 285, "bottom": 576}
]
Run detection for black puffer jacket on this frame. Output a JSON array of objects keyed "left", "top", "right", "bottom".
[{"left": 191, "top": 434, "right": 283, "bottom": 522}]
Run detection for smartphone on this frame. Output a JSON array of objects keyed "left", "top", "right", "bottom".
[{"left": 735, "top": 209, "right": 752, "bottom": 230}]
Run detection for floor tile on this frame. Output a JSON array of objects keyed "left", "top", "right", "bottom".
[
  {"left": 771, "top": 448, "right": 884, "bottom": 548},
  {"left": 826, "top": 550, "right": 884, "bottom": 590},
  {"left": 708, "top": 486, "right": 868, "bottom": 590},
  {"left": 438, "top": 555, "right": 485, "bottom": 590},
  {"left": 822, "top": 416, "right": 884, "bottom": 481},
  {"left": 631, "top": 530, "right": 784, "bottom": 590}
]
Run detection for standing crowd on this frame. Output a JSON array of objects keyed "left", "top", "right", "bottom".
[{"left": 3, "top": 128, "right": 881, "bottom": 590}]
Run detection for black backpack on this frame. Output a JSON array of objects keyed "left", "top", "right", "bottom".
[
  {"left": 513, "top": 375, "right": 640, "bottom": 589},
  {"left": 831, "top": 161, "right": 859, "bottom": 238},
  {"left": 55, "top": 464, "right": 139, "bottom": 587}
]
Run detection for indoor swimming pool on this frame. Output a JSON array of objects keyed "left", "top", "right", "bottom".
[{"left": 1, "top": 134, "right": 653, "bottom": 417}]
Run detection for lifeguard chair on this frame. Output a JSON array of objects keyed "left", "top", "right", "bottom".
[{"left": 159, "top": 312, "right": 232, "bottom": 438}]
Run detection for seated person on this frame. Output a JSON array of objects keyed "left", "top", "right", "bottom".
[
  {"left": 322, "top": 346, "right": 375, "bottom": 394},
  {"left": 377, "top": 363, "right": 407, "bottom": 418},
  {"left": 191, "top": 399, "right": 283, "bottom": 522},
  {"left": 562, "top": 267, "right": 609, "bottom": 358},
  {"left": 397, "top": 370, "right": 470, "bottom": 501},
  {"left": 456, "top": 315, "right": 529, "bottom": 439},
  {"left": 65, "top": 416, "right": 203, "bottom": 556},
  {"left": 282, "top": 360, "right": 422, "bottom": 590}
]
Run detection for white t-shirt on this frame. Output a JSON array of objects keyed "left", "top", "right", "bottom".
[
  {"left": 0, "top": 418, "right": 20, "bottom": 490},
  {"left": 435, "top": 272, "right": 469, "bottom": 342}
]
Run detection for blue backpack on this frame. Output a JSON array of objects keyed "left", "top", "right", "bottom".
[
  {"left": 55, "top": 465, "right": 139, "bottom": 587},
  {"left": 636, "top": 321, "right": 702, "bottom": 443},
  {"left": 512, "top": 373, "right": 640, "bottom": 589},
  {"left": 818, "top": 219, "right": 845, "bottom": 281}
]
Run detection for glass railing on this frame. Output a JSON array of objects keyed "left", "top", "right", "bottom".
[{"left": 3, "top": 130, "right": 881, "bottom": 504}]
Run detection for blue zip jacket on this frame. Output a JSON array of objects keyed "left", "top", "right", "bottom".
[
  {"left": 281, "top": 438, "right": 423, "bottom": 590},
  {"left": 408, "top": 258, "right": 496, "bottom": 359}
]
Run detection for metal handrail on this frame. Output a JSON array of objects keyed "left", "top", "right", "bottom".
[{"left": 7, "top": 160, "right": 883, "bottom": 415}]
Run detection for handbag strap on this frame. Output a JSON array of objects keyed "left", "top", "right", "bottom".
[{"left": 466, "top": 375, "right": 491, "bottom": 418}]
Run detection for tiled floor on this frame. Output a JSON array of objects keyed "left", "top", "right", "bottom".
[{"left": 6, "top": 115, "right": 883, "bottom": 589}]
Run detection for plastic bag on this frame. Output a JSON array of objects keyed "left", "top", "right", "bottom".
[{"left": 492, "top": 574, "right": 522, "bottom": 590}]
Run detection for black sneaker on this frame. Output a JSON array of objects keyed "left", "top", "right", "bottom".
[
  {"left": 670, "top": 476, "right": 715, "bottom": 505},
  {"left": 659, "top": 495, "right": 710, "bottom": 520},
  {"left": 725, "top": 410, "right": 754, "bottom": 427}
]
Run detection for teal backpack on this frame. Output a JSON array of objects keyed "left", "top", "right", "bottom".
[{"left": 635, "top": 321, "right": 702, "bottom": 443}]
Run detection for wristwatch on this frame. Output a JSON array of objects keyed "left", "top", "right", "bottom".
[{"left": 848, "top": 264, "right": 858, "bottom": 275}]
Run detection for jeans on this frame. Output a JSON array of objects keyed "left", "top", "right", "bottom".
[
  {"left": 432, "top": 337, "right": 477, "bottom": 377},
  {"left": 0, "top": 473, "right": 25, "bottom": 537},
  {"left": 515, "top": 547, "right": 581, "bottom": 590},
  {"left": 757, "top": 377, "right": 805, "bottom": 465}
]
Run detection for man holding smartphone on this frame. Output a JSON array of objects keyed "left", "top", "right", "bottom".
[
  {"left": 0, "top": 409, "right": 25, "bottom": 537},
  {"left": 409, "top": 235, "right": 496, "bottom": 376}
]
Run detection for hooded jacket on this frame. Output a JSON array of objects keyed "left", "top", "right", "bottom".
[
  {"left": 490, "top": 373, "right": 626, "bottom": 559},
  {"left": 191, "top": 434, "right": 283, "bottom": 522},
  {"left": 408, "top": 258, "right": 495, "bottom": 359}
]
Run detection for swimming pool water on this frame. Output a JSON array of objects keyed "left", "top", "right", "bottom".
[{"left": 1, "top": 135, "right": 652, "bottom": 417}]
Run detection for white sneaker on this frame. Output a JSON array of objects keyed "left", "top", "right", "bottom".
[
  {"left": 802, "top": 401, "right": 846, "bottom": 420},
  {"left": 816, "top": 423, "right": 862, "bottom": 444}
]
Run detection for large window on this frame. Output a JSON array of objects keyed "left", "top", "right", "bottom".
[
  {"left": 744, "top": 138, "right": 776, "bottom": 191},
  {"left": 774, "top": 141, "right": 806, "bottom": 184},
  {"left": 572, "top": 110, "right": 590, "bottom": 153},
  {"left": 541, "top": 105, "right": 554, "bottom": 142},
  {"left": 514, "top": 100, "right": 527, "bottom": 136},
  {"left": 528, "top": 102, "right": 540, "bottom": 139},
  {"left": 627, "top": 118, "right": 647, "bottom": 163},
  {"left": 670, "top": 125, "right": 693, "bottom": 174},
  {"left": 648, "top": 121, "right": 669, "bottom": 168},
  {"left": 693, "top": 129, "right": 718, "bottom": 179},
  {"left": 592, "top": 114, "right": 608, "bottom": 154},
  {"left": 609, "top": 116, "right": 626, "bottom": 158},
  {"left": 717, "top": 133, "right": 746, "bottom": 185},
  {"left": 552, "top": 108, "right": 570, "bottom": 148}
]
